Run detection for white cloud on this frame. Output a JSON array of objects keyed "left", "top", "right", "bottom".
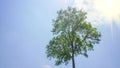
[
  {"left": 64, "top": 0, "right": 104, "bottom": 26},
  {"left": 72, "top": 0, "right": 105, "bottom": 26},
  {"left": 65, "top": 0, "right": 120, "bottom": 27},
  {"left": 43, "top": 64, "right": 51, "bottom": 68}
]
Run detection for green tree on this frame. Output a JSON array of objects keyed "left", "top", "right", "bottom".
[{"left": 46, "top": 7, "right": 101, "bottom": 68}]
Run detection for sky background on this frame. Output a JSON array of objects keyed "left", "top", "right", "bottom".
[{"left": 0, "top": 0, "right": 120, "bottom": 68}]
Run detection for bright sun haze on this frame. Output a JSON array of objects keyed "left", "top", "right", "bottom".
[
  {"left": 94, "top": 0, "right": 120, "bottom": 25},
  {"left": 72, "top": 0, "right": 120, "bottom": 26}
]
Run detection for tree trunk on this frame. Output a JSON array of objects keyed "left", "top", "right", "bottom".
[
  {"left": 72, "top": 42, "right": 75, "bottom": 68},
  {"left": 72, "top": 51, "right": 75, "bottom": 68}
]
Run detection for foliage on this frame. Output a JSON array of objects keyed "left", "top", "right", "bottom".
[{"left": 46, "top": 7, "right": 101, "bottom": 66}]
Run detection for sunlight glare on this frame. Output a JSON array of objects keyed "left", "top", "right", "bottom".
[
  {"left": 94, "top": 0, "right": 120, "bottom": 24},
  {"left": 71, "top": 0, "right": 120, "bottom": 27}
]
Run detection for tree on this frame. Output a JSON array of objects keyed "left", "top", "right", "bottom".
[{"left": 46, "top": 7, "right": 101, "bottom": 68}]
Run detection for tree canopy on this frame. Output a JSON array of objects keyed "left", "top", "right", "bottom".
[{"left": 46, "top": 7, "right": 101, "bottom": 68}]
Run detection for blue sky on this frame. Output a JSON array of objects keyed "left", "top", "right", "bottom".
[{"left": 0, "top": 0, "right": 120, "bottom": 68}]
